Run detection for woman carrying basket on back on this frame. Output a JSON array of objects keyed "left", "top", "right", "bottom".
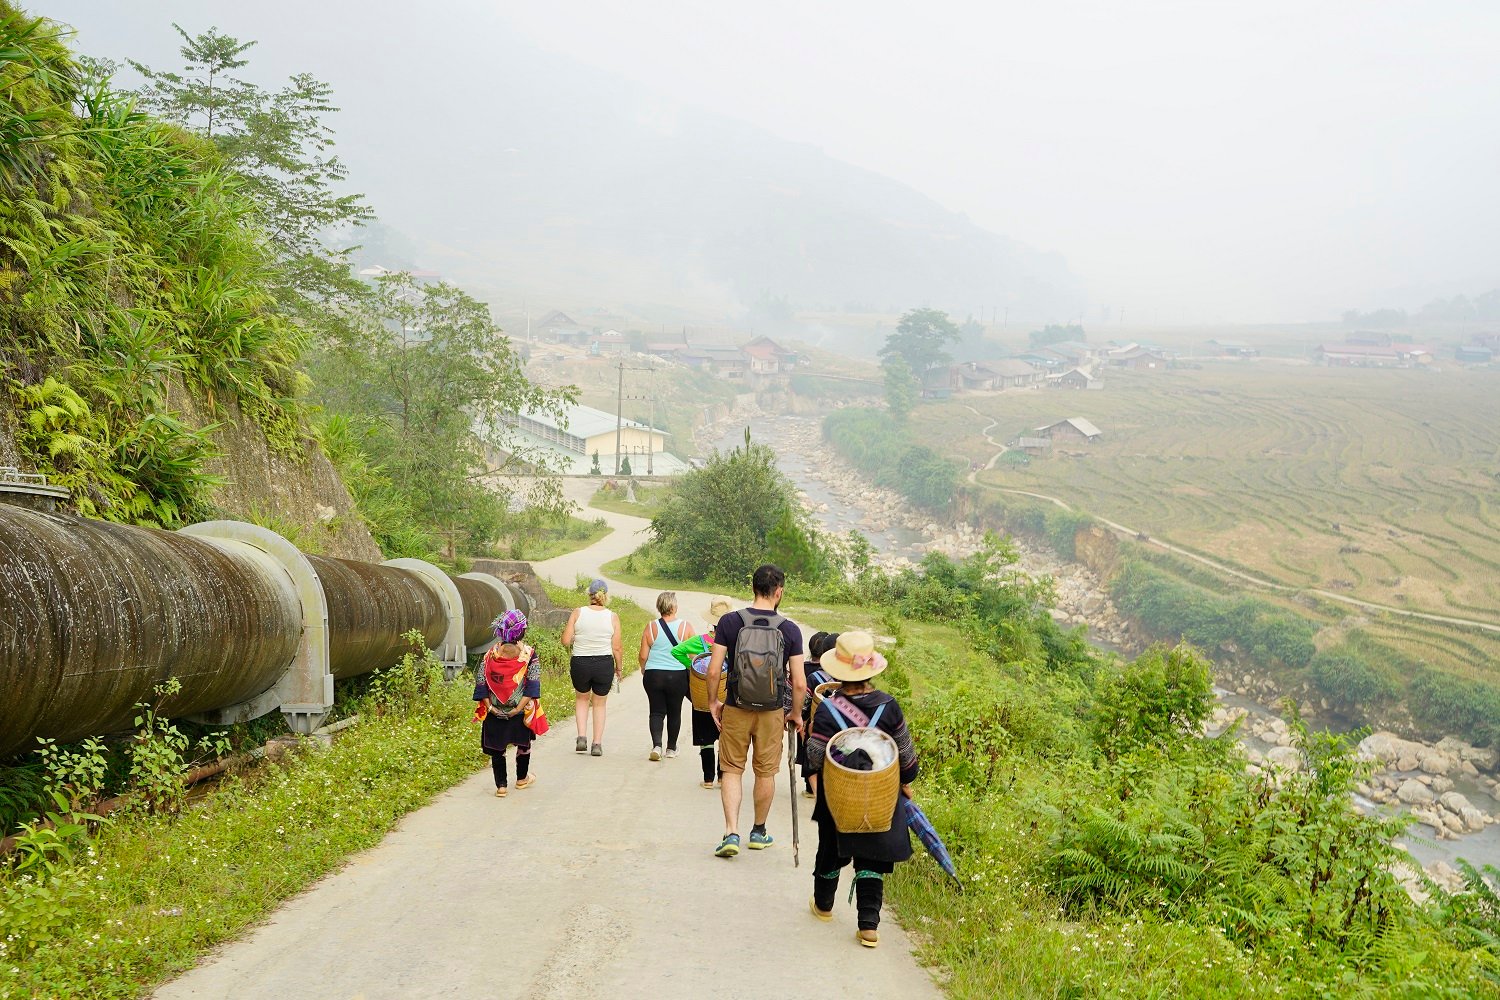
[{"left": 804, "top": 631, "right": 918, "bottom": 949}]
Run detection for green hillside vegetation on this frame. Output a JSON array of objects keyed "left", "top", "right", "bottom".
[
  {"left": 0, "top": 8, "right": 577, "bottom": 564},
  {"left": 680, "top": 515, "right": 1500, "bottom": 993},
  {"left": 0, "top": 7, "right": 307, "bottom": 525}
]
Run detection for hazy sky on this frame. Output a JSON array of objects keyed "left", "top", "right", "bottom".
[{"left": 45, "top": 0, "right": 1500, "bottom": 323}]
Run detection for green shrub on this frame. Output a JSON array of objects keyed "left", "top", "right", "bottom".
[
  {"left": 1308, "top": 650, "right": 1398, "bottom": 709},
  {"left": 1089, "top": 644, "right": 1213, "bottom": 760}
]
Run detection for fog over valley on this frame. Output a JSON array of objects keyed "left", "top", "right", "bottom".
[{"left": 46, "top": 0, "right": 1500, "bottom": 326}]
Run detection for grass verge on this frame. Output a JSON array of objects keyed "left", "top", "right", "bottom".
[
  {"left": 1, "top": 677, "right": 483, "bottom": 999},
  {"left": 497, "top": 514, "right": 610, "bottom": 562},
  {"left": 587, "top": 483, "right": 671, "bottom": 518}
]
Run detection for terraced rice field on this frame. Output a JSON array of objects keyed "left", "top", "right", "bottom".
[{"left": 916, "top": 363, "right": 1500, "bottom": 673}]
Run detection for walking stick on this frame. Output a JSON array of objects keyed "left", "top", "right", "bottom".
[{"left": 787, "top": 726, "right": 800, "bottom": 867}]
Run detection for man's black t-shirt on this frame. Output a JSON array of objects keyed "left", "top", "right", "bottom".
[{"left": 713, "top": 607, "right": 804, "bottom": 706}]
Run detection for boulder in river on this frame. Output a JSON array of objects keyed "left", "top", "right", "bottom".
[
  {"left": 1358, "top": 731, "right": 1428, "bottom": 768},
  {"left": 1396, "top": 779, "right": 1436, "bottom": 805},
  {"left": 1265, "top": 746, "right": 1302, "bottom": 772}
]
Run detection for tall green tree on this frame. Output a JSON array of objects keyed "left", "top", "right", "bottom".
[
  {"left": 648, "top": 436, "right": 827, "bottom": 583},
  {"left": 882, "top": 354, "right": 919, "bottom": 421},
  {"left": 130, "top": 25, "right": 373, "bottom": 302},
  {"left": 879, "top": 307, "right": 961, "bottom": 376},
  {"left": 307, "top": 273, "right": 575, "bottom": 558}
]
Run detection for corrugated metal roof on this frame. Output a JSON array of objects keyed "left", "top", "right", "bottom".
[
  {"left": 1036, "top": 417, "right": 1102, "bottom": 437},
  {"left": 515, "top": 403, "right": 668, "bottom": 439}
]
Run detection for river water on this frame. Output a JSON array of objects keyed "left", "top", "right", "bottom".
[
  {"left": 712, "top": 411, "right": 1500, "bottom": 873},
  {"left": 712, "top": 421, "right": 927, "bottom": 558}
]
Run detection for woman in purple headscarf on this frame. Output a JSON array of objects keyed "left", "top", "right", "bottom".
[{"left": 473, "top": 610, "right": 545, "bottom": 797}]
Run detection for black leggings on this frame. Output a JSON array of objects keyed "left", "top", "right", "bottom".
[
  {"left": 813, "top": 815, "right": 894, "bottom": 930},
  {"left": 489, "top": 745, "right": 530, "bottom": 787},
  {"left": 642, "top": 669, "right": 689, "bottom": 750}
]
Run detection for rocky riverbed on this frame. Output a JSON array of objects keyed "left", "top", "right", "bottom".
[{"left": 694, "top": 406, "right": 1500, "bottom": 885}]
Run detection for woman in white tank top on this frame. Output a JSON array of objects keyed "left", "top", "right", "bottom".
[{"left": 562, "top": 578, "right": 622, "bottom": 755}]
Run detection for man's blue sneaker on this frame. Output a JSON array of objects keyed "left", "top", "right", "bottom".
[
  {"left": 714, "top": 833, "right": 740, "bottom": 858},
  {"left": 748, "top": 829, "right": 774, "bottom": 850}
]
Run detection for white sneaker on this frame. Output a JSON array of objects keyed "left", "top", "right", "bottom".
[
  {"left": 649, "top": 746, "right": 663, "bottom": 761},
  {"left": 664, "top": 748, "right": 678, "bottom": 759}
]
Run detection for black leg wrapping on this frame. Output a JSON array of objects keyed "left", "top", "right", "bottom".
[{"left": 854, "top": 867, "right": 888, "bottom": 930}]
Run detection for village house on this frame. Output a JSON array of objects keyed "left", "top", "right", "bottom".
[
  {"left": 534, "top": 310, "right": 591, "bottom": 346},
  {"left": 1455, "top": 343, "right": 1494, "bottom": 363},
  {"left": 1048, "top": 367, "right": 1102, "bottom": 390},
  {"left": 1106, "top": 344, "right": 1170, "bottom": 370},
  {"left": 1016, "top": 436, "right": 1053, "bottom": 456},
  {"left": 1035, "top": 417, "right": 1103, "bottom": 443},
  {"left": 962, "top": 359, "right": 1042, "bottom": 390},
  {"left": 1206, "top": 339, "right": 1260, "bottom": 358},
  {"left": 741, "top": 336, "right": 798, "bottom": 374},
  {"left": 682, "top": 345, "right": 750, "bottom": 380},
  {"left": 1315, "top": 343, "right": 1433, "bottom": 367},
  {"left": 643, "top": 342, "right": 687, "bottom": 361},
  {"left": 592, "top": 330, "right": 629, "bottom": 356},
  {"left": 921, "top": 366, "right": 955, "bottom": 400}
]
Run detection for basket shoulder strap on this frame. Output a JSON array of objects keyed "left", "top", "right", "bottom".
[
  {"left": 826, "top": 693, "right": 871, "bottom": 729},
  {"left": 868, "top": 702, "right": 886, "bottom": 729},
  {"left": 818, "top": 698, "right": 851, "bottom": 731}
]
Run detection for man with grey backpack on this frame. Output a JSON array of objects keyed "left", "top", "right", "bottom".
[{"left": 705, "top": 564, "right": 807, "bottom": 858}]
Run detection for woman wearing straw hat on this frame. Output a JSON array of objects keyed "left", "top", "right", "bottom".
[{"left": 804, "top": 631, "right": 918, "bottom": 949}]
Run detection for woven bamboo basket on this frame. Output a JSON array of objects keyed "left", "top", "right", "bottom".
[
  {"left": 822, "top": 727, "right": 900, "bottom": 833},
  {"left": 688, "top": 659, "right": 728, "bottom": 712},
  {"left": 811, "top": 680, "right": 841, "bottom": 710}
]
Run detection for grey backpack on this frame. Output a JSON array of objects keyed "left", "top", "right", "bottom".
[{"left": 731, "top": 609, "right": 787, "bottom": 711}]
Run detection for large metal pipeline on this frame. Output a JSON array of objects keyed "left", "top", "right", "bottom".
[
  {"left": 307, "top": 556, "right": 446, "bottom": 680},
  {"left": 0, "top": 505, "right": 531, "bottom": 757},
  {"left": 0, "top": 508, "right": 302, "bottom": 753},
  {"left": 452, "top": 575, "right": 508, "bottom": 649}
]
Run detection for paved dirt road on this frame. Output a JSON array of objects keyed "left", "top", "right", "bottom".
[{"left": 153, "top": 481, "right": 942, "bottom": 1000}]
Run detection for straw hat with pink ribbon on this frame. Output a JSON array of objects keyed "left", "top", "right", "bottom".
[{"left": 818, "top": 630, "right": 888, "bottom": 682}]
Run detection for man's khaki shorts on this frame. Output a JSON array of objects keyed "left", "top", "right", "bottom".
[{"left": 718, "top": 705, "right": 785, "bottom": 777}]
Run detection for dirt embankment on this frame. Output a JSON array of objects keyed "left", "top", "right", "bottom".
[{"left": 180, "top": 394, "right": 380, "bottom": 561}]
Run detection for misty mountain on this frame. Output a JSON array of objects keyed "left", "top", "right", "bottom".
[
  {"left": 52, "top": 3, "right": 1082, "bottom": 323},
  {"left": 330, "top": 29, "right": 1084, "bottom": 322}
]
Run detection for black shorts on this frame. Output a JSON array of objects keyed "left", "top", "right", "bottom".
[{"left": 570, "top": 654, "right": 614, "bottom": 696}]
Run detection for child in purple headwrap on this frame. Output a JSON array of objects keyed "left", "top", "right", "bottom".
[{"left": 472, "top": 610, "right": 546, "bottom": 797}]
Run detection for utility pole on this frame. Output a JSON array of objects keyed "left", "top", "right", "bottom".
[
  {"left": 647, "top": 364, "right": 656, "bottom": 476},
  {"left": 613, "top": 361, "right": 658, "bottom": 477},
  {"left": 614, "top": 362, "right": 624, "bottom": 476}
]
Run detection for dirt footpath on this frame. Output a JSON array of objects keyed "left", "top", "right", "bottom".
[{"left": 153, "top": 482, "right": 943, "bottom": 1000}]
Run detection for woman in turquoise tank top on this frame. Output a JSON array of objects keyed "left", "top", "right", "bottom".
[{"left": 638, "top": 591, "right": 695, "bottom": 761}]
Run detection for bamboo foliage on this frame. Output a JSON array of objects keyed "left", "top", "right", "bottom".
[{"left": 0, "top": 2, "right": 308, "bottom": 524}]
